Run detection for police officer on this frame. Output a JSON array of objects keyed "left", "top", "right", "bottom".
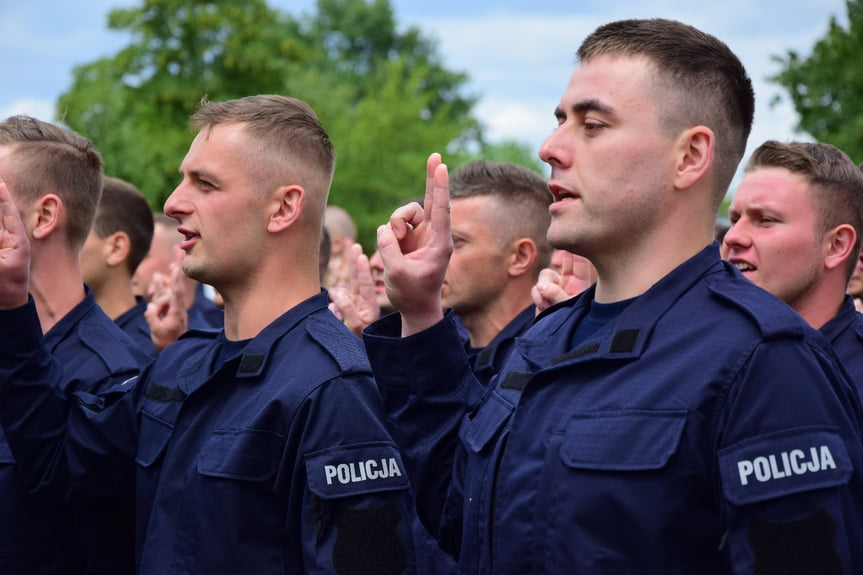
[
  {"left": 722, "top": 140, "right": 863, "bottom": 402},
  {"left": 0, "top": 97, "right": 441, "bottom": 573},
  {"left": 444, "top": 160, "right": 553, "bottom": 386},
  {"left": 0, "top": 117, "right": 150, "bottom": 574},
  {"left": 362, "top": 19, "right": 863, "bottom": 574},
  {"left": 82, "top": 176, "right": 158, "bottom": 356}
]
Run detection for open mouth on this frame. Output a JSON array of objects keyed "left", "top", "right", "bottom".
[{"left": 548, "top": 183, "right": 579, "bottom": 203}]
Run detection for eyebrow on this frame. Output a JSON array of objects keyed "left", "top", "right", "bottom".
[
  {"left": 179, "top": 166, "right": 221, "bottom": 185},
  {"left": 554, "top": 99, "right": 616, "bottom": 121}
]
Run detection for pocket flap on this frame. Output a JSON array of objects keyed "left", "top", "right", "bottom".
[
  {"left": 462, "top": 391, "right": 514, "bottom": 453},
  {"left": 135, "top": 411, "right": 173, "bottom": 468},
  {"left": 560, "top": 410, "right": 687, "bottom": 471},
  {"left": 197, "top": 428, "right": 282, "bottom": 482}
]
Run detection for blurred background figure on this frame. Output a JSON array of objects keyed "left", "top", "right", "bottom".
[
  {"left": 133, "top": 212, "right": 223, "bottom": 330},
  {"left": 81, "top": 176, "right": 157, "bottom": 355},
  {"left": 323, "top": 204, "right": 358, "bottom": 289}
]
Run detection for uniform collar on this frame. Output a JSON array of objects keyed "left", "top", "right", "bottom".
[
  {"left": 515, "top": 244, "right": 721, "bottom": 369},
  {"left": 175, "top": 291, "right": 331, "bottom": 393},
  {"left": 473, "top": 305, "right": 537, "bottom": 370},
  {"left": 820, "top": 295, "right": 863, "bottom": 343},
  {"left": 44, "top": 285, "right": 98, "bottom": 350}
]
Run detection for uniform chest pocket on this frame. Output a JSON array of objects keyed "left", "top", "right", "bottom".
[
  {"left": 560, "top": 410, "right": 687, "bottom": 471},
  {"left": 136, "top": 410, "right": 174, "bottom": 468},
  {"left": 197, "top": 429, "right": 282, "bottom": 483},
  {"left": 461, "top": 391, "right": 515, "bottom": 453}
]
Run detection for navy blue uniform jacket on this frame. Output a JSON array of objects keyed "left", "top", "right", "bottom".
[
  {"left": 0, "top": 291, "right": 435, "bottom": 574},
  {"left": 363, "top": 244, "right": 863, "bottom": 574},
  {"left": 114, "top": 295, "right": 158, "bottom": 357},
  {"left": 0, "top": 288, "right": 149, "bottom": 574},
  {"left": 820, "top": 295, "right": 863, "bottom": 404}
]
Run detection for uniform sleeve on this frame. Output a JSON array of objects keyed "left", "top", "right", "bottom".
[
  {"left": 716, "top": 334, "right": 863, "bottom": 574},
  {"left": 0, "top": 299, "right": 144, "bottom": 503},
  {"left": 363, "top": 311, "right": 484, "bottom": 557},
  {"left": 294, "top": 369, "right": 456, "bottom": 574}
]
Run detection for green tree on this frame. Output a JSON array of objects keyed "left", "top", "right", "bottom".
[
  {"left": 467, "top": 140, "right": 546, "bottom": 175},
  {"left": 59, "top": 0, "right": 306, "bottom": 200},
  {"left": 294, "top": 0, "right": 480, "bottom": 248},
  {"left": 770, "top": 0, "right": 863, "bottom": 162},
  {"left": 58, "top": 0, "right": 498, "bottom": 250}
]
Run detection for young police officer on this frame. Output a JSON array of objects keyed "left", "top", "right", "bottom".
[
  {"left": 0, "top": 116, "right": 151, "bottom": 574},
  {"left": 362, "top": 19, "right": 863, "bottom": 574},
  {"left": 81, "top": 176, "right": 158, "bottom": 356},
  {"left": 722, "top": 140, "right": 863, "bottom": 402},
  {"left": 0, "top": 96, "right": 438, "bottom": 574}
]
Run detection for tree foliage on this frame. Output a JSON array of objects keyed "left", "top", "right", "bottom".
[
  {"left": 57, "top": 0, "right": 541, "bottom": 249},
  {"left": 770, "top": 0, "right": 863, "bottom": 162}
]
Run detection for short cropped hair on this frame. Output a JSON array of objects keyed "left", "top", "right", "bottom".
[
  {"left": 449, "top": 160, "right": 553, "bottom": 272},
  {"left": 94, "top": 177, "right": 155, "bottom": 274},
  {"left": 578, "top": 19, "right": 755, "bottom": 209},
  {"left": 746, "top": 140, "right": 863, "bottom": 280},
  {"left": 0, "top": 115, "right": 104, "bottom": 250},
  {"left": 191, "top": 95, "right": 335, "bottom": 202}
]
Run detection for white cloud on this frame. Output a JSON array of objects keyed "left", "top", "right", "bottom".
[
  {"left": 475, "top": 96, "right": 554, "bottom": 147},
  {"left": 0, "top": 0, "right": 850, "bottom": 190},
  {"left": 405, "top": 6, "right": 847, "bottom": 194},
  {"left": 0, "top": 98, "right": 56, "bottom": 122}
]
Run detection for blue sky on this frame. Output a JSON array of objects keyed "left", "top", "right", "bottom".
[{"left": 0, "top": 0, "right": 851, "bottom": 187}]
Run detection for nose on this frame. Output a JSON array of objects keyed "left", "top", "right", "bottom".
[
  {"left": 720, "top": 219, "right": 748, "bottom": 257},
  {"left": 369, "top": 250, "right": 384, "bottom": 272},
  {"left": 539, "top": 127, "right": 568, "bottom": 169},
  {"left": 163, "top": 180, "right": 189, "bottom": 220}
]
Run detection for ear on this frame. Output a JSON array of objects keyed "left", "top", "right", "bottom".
[
  {"left": 672, "top": 126, "right": 714, "bottom": 191},
  {"left": 823, "top": 224, "right": 856, "bottom": 272},
  {"left": 507, "top": 238, "right": 538, "bottom": 278},
  {"left": 29, "top": 194, "right": 63, "bottom": 240},
  {"left": 104, "top": 231, "right": 131, "bottom": 268},
  {"left": 268, "top": 185, "right": 305, "bottom": 233}
]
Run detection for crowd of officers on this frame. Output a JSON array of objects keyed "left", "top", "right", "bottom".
[{"left": 2, "top": 16, "right": 863, "bottom": 575}]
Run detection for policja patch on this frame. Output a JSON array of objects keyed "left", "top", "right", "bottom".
[
  {"left": 305, "top": 442, "right": 410, "bottom": 499},
  {"left": 718, "top": 427, "right": 852, "bottom": 506}
]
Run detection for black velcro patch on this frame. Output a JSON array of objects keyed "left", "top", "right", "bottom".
[
  {"left": 238, "top": 353, "right": 265, "bottom": 374},
  {"left": 476, "top": 346, "right": 494, "bottom": 367},
  {"left": 554, "top": 342, "right": 601, "bottom": 365},
  {"left": 609, "top": 329, "right": 640, "bottom": 353},
  {"left": 747, "top": 508, "right": 843, "bottom": 575},
  {"left": 333, "top": 504, "right": 406, "bottom": 575},
  {"left": 499, "top": 371, "right": 532, "bottom": 391},
  {"left": 144, "top": 382, "right": 187, "bottom": 403}
]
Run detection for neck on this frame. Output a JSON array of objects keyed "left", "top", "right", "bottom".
[
  {"left": 791, "top": 278, "right": 847, "bottom": 330},
  {"left": 219, "top": 262, "right": 321, "bottom": 341},
  {"left": 92, "top": 274, "right": 139, "bottom": 320},
  {"left": 183, "top": 277, "right": 198, "bottom": 310},
  {"left": 458, "top": 287, "right": 533, "bottom": 348},
  {"left": 592, "top": 215, "right": 714, "bottom": 304},
  {"left": 30, "top": 256, "right": 86, "bottom": 334}
]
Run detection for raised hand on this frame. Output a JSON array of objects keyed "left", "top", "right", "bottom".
[
  {"left": 145, "top": 260, "right": 188, "bottom": 351},
  {"left": 0, "top": 178, "right": 31, "bottom": 309},
  {"left": 531, "top": 250, "right": 596, "bottom": 314},
  {"left": 329, "top": 242, "right": 380, "bottom": 337},
  {"left": 375, "top": 153, "right": 453, "bottom": 336}
]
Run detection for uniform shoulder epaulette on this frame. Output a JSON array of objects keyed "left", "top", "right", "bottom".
[
  {"left": 304, "top": 313, "right": 372, "bottom": 375},
  {"left": 706, "top": 268, "right": 808, "bottom": 341},
  {"left": 78, "top": 319, "right": 149, "bottom": 373}
]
